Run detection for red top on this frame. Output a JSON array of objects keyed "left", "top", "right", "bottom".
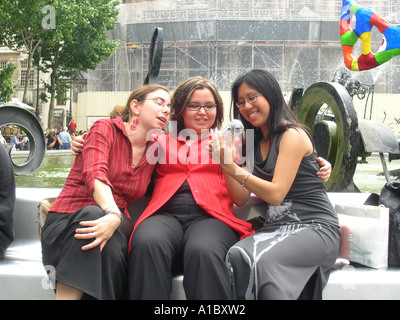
[
  {"left": 131, "top": 132, "right": 254, "bottom": 242},
  {"left": 69, "top": 121, "right": 77, "bottom": 131},
  {"left": 49, "top": 117, "right": 156, "bottom": 216}
]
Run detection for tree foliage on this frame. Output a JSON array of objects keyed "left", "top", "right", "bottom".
[
  {"left": 1, "top": 0, "right": 120, "bottom": 127},
  {"left": 0, "top": 0, "right": 48, "bottom": 104},
  {"left": 0, "top": 64, "right": 17, "bottom": 103},
  {"left": 39, "top": 0, "right": 120, "bottom": 127}
]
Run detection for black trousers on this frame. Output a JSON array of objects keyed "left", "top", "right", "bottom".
[
  {"left": 0, "top": 143, "right": 15, "bottom": 259},
  {"left": 128, "top": 204, "right": 239, "bottom": 300},
  {"left": 41, "top": 206, "right": 134, "bottom": 299}
]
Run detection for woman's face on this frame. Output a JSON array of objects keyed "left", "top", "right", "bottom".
[
  {"left": 237, "top": 82, "right": 270, "bottom": 132},
  {"left": 135, "top": 89, "right": 171, "bottom": 131},
  {"left": 182, "top": 88, "right": 217, "bottom": 134}
]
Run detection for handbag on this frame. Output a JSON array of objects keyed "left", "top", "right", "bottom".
[
  {"left": 379, "top": 182, "right": 400, "bottom": 267},
  {"left": 36, "top": 197, "right": 57, "bottom": 239},
  {"left": 336, "top": 203, "right": 389, "bottom": 269}
]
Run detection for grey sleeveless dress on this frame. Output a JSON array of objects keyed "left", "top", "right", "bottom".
[{"left": 226, "top": 130, "right": 341, "bottom": 300}]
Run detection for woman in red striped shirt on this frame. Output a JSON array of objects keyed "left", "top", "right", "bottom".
[{"left": 41, "top": 84, "right": 172, "bottom": 300}]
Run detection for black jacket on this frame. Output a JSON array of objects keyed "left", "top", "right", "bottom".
[{"left": 0, "top": 144, "right": 15, "bottom": 259}]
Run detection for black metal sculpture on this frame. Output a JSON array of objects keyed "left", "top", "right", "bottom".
[
  {"left": 290, "top": 81, "right": 399, "bottom": 191},
  {"left": 290, "top": 82, "right": 360, "bottom": 191},
  {"left": 144, "top": 28, "right": 163, "bottom": 85},
  {"left": 0, "top": 104, "right": 46, "bottom": 175}
]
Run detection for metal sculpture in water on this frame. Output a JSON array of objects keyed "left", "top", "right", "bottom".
[{"left": 0, "top": 104, "right": 46, "bottom": 175}]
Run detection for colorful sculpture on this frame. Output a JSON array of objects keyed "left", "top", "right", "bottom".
[{"left": 340, "top": 0, "right": 400, "bottom": 71}]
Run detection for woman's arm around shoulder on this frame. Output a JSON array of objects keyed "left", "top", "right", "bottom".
[
  {"left": 231, "top": 128, "right": 312, "bottom": 206},
  {"left": 268, "top": 128, "right": 313, "bottom": 203}
]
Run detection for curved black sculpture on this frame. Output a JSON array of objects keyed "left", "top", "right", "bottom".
[
  {"left": 293, "top": 82, "right": 360, "bottom": 191},
  {"left": 0, "top": 105, "right": 46, "bottom": 175},
  {"left": 144, "top": 27, "right": 163, "bottom": 85}
]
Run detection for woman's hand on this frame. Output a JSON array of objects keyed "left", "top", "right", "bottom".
[
  {"left": 207, "top": 128, "right": 250, "bottom": 206},
  {"left": 208, "top": 128, "right": 236, "bottom": 171},
  {"left": 71, "top": 133, "right": 87, "bottom": 156},
  {"left": 208, "top": 129, "right": 332, "bottom": 184},
  {"left": 316, "top": 157, "right": 331, "bottom": 183},
  {"left": 74, "top": 213, "right": 121, "bottom": 252}
]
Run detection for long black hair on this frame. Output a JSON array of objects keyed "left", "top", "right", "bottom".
[{"left": 231, "top": 69, "right": 305, "bottom": 143}]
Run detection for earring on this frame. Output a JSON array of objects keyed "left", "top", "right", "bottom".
[{"left": 130, "top": 118, "right": 139, "bottom": 131}]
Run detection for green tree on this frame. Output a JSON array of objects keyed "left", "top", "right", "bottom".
[
  {"left": 40, "top": 0, "right": 120, "bottom": 128},
  {"left": 1, "top": 0, "right": 120, "bottom": 127},
  {"left": 0, "top": 64, "right": 17, "bottom": 103},
  {"left": 0, "top": 0, "right": 49, "bottom": 104}
]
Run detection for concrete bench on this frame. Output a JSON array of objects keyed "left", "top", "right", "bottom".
[
  {"left": 0, "top": 188, "right": 60, "bottom": 300},
  {"left": 1, "top": 188, "right": 399, "bottom": 300}
]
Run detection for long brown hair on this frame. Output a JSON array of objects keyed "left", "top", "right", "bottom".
[
  {"left": 171, "top": 77, "right": 224, "bottom": 133},
  {"left": 109, "top": 84, "right": 169, "bottom": 121}
]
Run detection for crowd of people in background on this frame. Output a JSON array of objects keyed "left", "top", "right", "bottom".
[
  {"left": 0, "top": 131, "right": 29, "bottom": 151},
  {"left": 0, "top": 118, "right": 86, "bottom": 151},
  {"left": 46, "top": 118, "right": 87, "bottom": 150}
]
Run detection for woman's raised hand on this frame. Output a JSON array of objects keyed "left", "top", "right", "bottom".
[{"left": 71, "top": 133, "right": 87, "bottom": 156}]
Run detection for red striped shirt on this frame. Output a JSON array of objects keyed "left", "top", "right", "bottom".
[{"left": 49, "top": 118, "right": 156, "bottom": 216}]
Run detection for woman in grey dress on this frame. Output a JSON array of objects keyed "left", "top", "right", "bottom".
[{"left": 210, "top": 69, "right": 340, "bottom": 300}]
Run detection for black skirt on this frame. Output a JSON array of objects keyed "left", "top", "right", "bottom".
[{"left": 41, "top": 205, "right": 134, "bottom": 300}]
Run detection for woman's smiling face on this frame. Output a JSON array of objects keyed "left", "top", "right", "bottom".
[
  {"left": 237, "top": 82, "right": 270, "bottom": 133},
  {"left": 182, "top": 87, "right": 217, "bottom": 134}
]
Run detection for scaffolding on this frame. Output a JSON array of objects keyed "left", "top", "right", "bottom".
[{"left": 87, "top": 0, "right": 400, "bottom": 94}]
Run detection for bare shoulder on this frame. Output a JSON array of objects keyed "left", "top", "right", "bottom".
[
  {"left": 281, "top": 127, "right": 313, "bottom": 155},
  {"left": 283, "top": 127, "right": 309, "bottom": 141}
]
